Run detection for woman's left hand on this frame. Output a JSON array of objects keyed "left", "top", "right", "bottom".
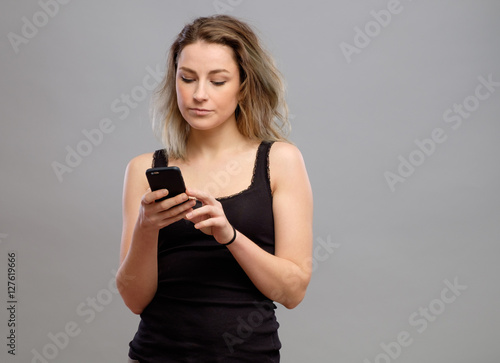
[{"left": 184, "top": 188, "right": 235, "bottom": 245}]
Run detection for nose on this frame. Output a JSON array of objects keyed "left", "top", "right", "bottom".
[{"left": 193, "top": 82, "right": 208, "bottom": 102}]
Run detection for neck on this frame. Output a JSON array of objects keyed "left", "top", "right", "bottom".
[{"left": 186, "top": 118, "right": 248, "bottom": 159}]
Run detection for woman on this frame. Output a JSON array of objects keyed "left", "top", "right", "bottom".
[{"left": 117, "top": 15, "right": 313, "bottom": 362}]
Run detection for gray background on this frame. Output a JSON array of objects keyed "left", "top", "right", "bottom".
[{"left": 1, "top": 0, "right": 499, "bottom": 362}]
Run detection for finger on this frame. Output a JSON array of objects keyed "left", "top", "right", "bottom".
[
  {"left": 143, "top": 189, "right": 168, "bottom": 205},
  {"left": 155, "top": 200, "right": 196, "bottom": 228},
  {"left": 161, "top": 198, "right": 196, "bottom": 219},
  {"left": 185, "top": 204, "right": 219, "bottom": 221},
  {"left": 186, "top": 188, "right": 215, "bottom": 205},
  {"left": 159, "top": 210, "right": 191, "bottom": 229},
  {"left": 192, "top": 216, "right": 227, "bottom": 236},
  {"left": 191, "top": 217, "right": 214, "bottom": 230},
  {"left": 157, "top": 192, "right": 190, "bottom": 210}
]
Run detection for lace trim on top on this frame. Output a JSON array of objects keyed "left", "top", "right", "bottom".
[
  {"left": 215, "top": 144, "right": 261, "bottom": 201},
  {"left": 266, "top": 141, "right": 272, "bottom": 197},
  {"left": 217, "top": 141, "right": 274, "bottom": 200}
]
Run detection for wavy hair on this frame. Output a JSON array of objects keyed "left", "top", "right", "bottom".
[{"left": 151, "top": 15, "right": 290, "bottom": 159}]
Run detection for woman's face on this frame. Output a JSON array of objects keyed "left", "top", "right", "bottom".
[{"left": 176, "top": 41, "right": 241, "bottom": 132}]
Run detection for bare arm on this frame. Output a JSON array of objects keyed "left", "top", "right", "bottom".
[
  {"left": 186, "top": 142, "right": 313, "bottom": 309},
  {"left": 116, "top": 154, "right": 196, "bottom": 314}
]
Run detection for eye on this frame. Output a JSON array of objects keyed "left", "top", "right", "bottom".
[
  {"left": 180, "top": 76, "right": 194, "bottom": 83},
  {"left": 212, "top": 81, "right": 226, "bottom": 86}
]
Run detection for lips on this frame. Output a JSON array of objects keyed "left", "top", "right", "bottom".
[{"left": 189, "top": 108, "right": 213, "bottom": 116}]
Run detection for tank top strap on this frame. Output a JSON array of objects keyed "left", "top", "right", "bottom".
[
  {"left": 253, "top": 141, "right": 274, "bottom": 198},
  {"left": 152, "top": 149, "right": 168, "bottom": 168}
]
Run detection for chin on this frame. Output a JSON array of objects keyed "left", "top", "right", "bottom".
[
  {"left": 185, "top": 116, "right": 232, "bottom": 132},
  {"left": 185, "top": 120, "right": 220, "bottom": 131}
]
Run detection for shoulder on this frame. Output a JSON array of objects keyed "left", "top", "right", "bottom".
[
  {"left": 126, "top": 152, "right": 155, "bottom": 173},
  {"left": 268, "top": 141, "right": 309, "bottom": 191},
  {"left": 269, "top": 141, "right": 306, "bottom": 169},
  {"left": 124, "top": 152, "right": 155, "bottom": 188}
]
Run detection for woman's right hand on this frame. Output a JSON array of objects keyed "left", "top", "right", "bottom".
[
  {"left": 118, "top": 154, "right": 198, "bottom": 314},
  {"left": 137, "top": 189, "right": 197, "bottom": 231}
]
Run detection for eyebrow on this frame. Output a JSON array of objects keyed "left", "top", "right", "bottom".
[{"left": 178, "top": 67, "right": 230, "bottom": 75}]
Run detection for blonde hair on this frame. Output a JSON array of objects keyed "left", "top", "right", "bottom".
[{"left": 151, "top": 15, "right": 290, "bottom": 159}]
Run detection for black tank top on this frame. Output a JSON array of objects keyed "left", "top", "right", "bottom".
[{"left": 128, "top": 141, "right": 281, "bottom": 362}]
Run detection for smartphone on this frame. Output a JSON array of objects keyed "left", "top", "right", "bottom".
[{"left": 145, "top": 166, "right": 187, "bottom": 202}]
